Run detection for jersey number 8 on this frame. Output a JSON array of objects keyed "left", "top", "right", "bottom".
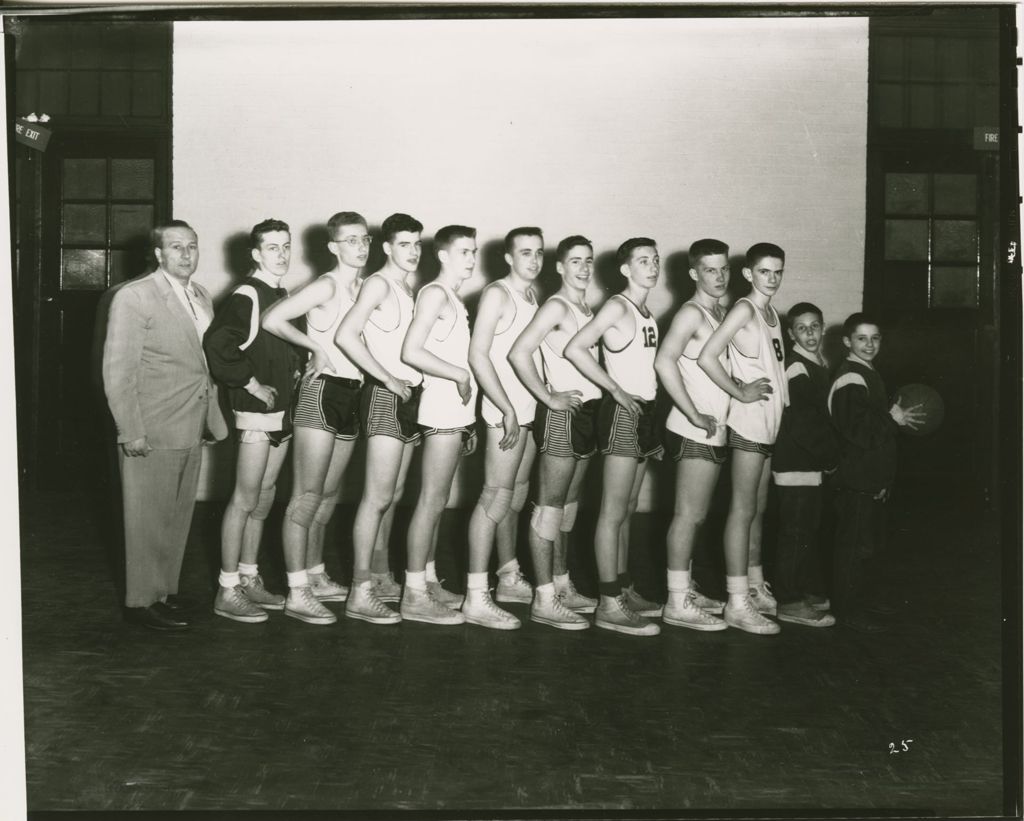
[{"left": 772, "top": 339, "right": 784, "bottom": 361}]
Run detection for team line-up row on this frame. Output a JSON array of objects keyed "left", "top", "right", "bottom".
[{"left": 104, "top": 212, "right": 923, "bottom": 637}]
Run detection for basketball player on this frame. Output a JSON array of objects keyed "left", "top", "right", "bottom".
[
  {"left": 828, "top": 313, "right": 922, "bottom": 632},
  {"left": 205, "top": 219, "right": 302, "bottom": 624},
  {"left": 334, "top": 212, "right": 426, "bottom": 625},
  {"left": 508, "top": 235, "right": 601, "bottom": 631},
  {"left": 771, "top": 302, "right": 840, "bottom": 628},
  {"left": 697, "top": 242, "right": 788, "bottom": 635},
  {"left": 399, "top": 224, "right": 479, "bottom": 626},
  {"left": 260, "top": 212, "right": 372, "bottom": 625},
  {"left": 564, "top": 237, "right": 664, "bottom": 637},
  {"left": 653, "top": 238, "right": 735, "bottom": 631},
  {"left": 463, "top": 227, "right": 544, "bottom": 629}
]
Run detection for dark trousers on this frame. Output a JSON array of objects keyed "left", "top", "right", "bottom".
[
  {"left": 832, "top": 487, "right": 887, "bottom": 617},
  {"left": 774, "top": 485, "right": 823, "bottom": 605}
]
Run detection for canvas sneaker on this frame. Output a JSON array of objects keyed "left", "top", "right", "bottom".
[
  {"left": 554, "top": 577, "right": 597, "bottom": 614},
  {"left": 663, "top": 590, "right": 728, "bottom": 631},
  {"left": 309, "top": 571, "right": 349, "bottom": 603},
  {"left": 530, "top": 594, "right": 590, "bottom": 631},
  {"left": 427, "top": 580, "right": 465, "bottom": 610},
  {"left": 495, "top": 569, "right": 533, "bottom": 604},
  {"left": 749, "top": 581, "right": 778, "bottom": 616},
  {"left": 724, "top": 595, "right": 780, "bottom": 635},
  {"left": 371, "top": 571, "right": 402, "bottom": 603},
  {"left": 345, "top": 582, "right": 401, "bottom": 625},
  {"left": 777, "top": 599, "right": 836, "bottom": 627},
  {"left": 239, "top": 573, "right": 285, "bottom": 611},
  {"left": 214, "top": 585, "right": 269, "bottom": 624},
  {"left": 285, "top": 585, "right": 338, "bottom": 625},
  {"left": 462, "top": 589, "right": 521, "bottom": 630},
  {"left": 401, "top": 587, "right": 465, "bottom": 626},
  {"left": 622, "top": 585, "right": 663, "bottom": 618},
  {"left": 595, "top": 594, "right": 660, "bottom": 637}
]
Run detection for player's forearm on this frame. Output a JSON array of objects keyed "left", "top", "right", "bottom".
[
  {"left": 470, "top": 354, "right": 514, "bottom": 416},
  {"left": 403, "top": 348, "right": 467, "bottom": 383},
  {"left": 566, "top": 348, "right": 617, "bottom": 395},
  {"left": 509, "top": 351, "right": 550, "bottom": 404},
  {"left": 336, "top": 331, "right": 393, "bottom": 384},
  {"left": 659, "top": 369, "right": 703, "bottom": 424},
  {"left": 698, "top": 355, "right": 742, "bottom": 400}
]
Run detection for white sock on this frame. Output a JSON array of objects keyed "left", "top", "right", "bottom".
[
  {"left": 467, "top": 572, "right": 488, "bottom": 592},
  {"left": 497, "top": 558, "right": 520, "bottom": 576},
  {"left": 726, "top": 574, "right": 748, "bottom": 606},
  {"left": 287, "top": 570, "right": 309, "bottom": 589},
  {"left": 667, "top": 569, "right": 691, "bottom": 593},
  {"left": 535, "top": 582, "right": 556, "bottom": 600},
  {"left": 219, "top": 570, "right": 240, "bottom": 590},
  {"left": 238, "top": 562, "right": 258, "bottom": 577},
  {"left": 552, "top": 573, "right": 570, "bottom": 590},
  {"left": 425, "top": 561, "right": 439, "bottom": 583},
  {"left": 308, "top": 562, "right": 326, "bottom": 576},
  {"left": 748, "top": 565, "right": 764, "bottom": 587},
  {"left": 406, "top": 571, "right": 427, "bottom": 591}
]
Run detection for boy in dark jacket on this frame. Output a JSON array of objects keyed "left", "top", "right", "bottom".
[
  {"left": 827, "top": 313, "right": 922, "bottom": 633},
  {"left": 203, "top": 219, "right": 302, "bottom": 623},
  {"left": 772, "top": 302, "right": 839, "bottom": 627}
]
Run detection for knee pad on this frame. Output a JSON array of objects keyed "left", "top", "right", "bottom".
[
  {"left": 560, "top": 501, "right": 578, "bottom": 533},
  {"left": 250, "top": 486, "right": 276, "bottom": 521},
  {"left": 510, "top": 480, "right": 530, "bottom": 513},
  {"left": 478, "top": 486, "right": 513, "bottom": 523},
  {"left": 530, "top": 505, "right": 563, "bottom": 542},
  {"left": 285, "top": 492, "right": 322, "bottom": 528},
  {"left": 313, "top": 494, "right": 339, "bottom": 526}
]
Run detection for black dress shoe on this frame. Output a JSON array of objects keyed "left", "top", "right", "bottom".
[
  {"left": 124, "top": 605, "right": 190, "bottom": 632},
  {"left": 152, "top": 601, "right": 191, "bottom": 627},
  {"left": 162, "top": 595, "right": 195, "bottom": 613}
]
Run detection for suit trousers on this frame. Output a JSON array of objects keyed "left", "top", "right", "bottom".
[
  {"left": 119, "top": 444, "right": 202, "bottom": 607},
  {"left": 832, "top": 487, "right": 887, "bottom": 617},
  {"left": 774, "top": 484, "right": 824, "bottom": 605}
]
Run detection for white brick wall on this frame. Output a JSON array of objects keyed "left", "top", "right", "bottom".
[{"left": 173, "top": 17, "right": 869, "bottom": 505}]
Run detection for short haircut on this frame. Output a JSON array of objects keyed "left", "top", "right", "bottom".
[
  {"left": 616, "top": 236, "right": 657, "bottom": 266},
  {"left": 505, "top": 226, "right": 543, "bottom": 254},
  {"left": 381, "top": 213, "right": 423, "bottom": 244},
  {"left": 556, "top": 235, "right": 593, "bottom": 262},
  {"left": 435, "top": 224, "right": 476, "bottom": 253},
  {"left": 251, "top": 218, "right": 290, "bottom": 248},
  {"left": 746, "top": 242, "right": 786, "bottom": 268},
  {"left": 151, "top": 219, "right": 195, "bottom": 249},
  {"left": 842, "top": 312, "right": 881, "bottom": 337},
  {"left": 327, "top": 211, "right": 367, "bottom": 239},
  {"left": 688, "top": 238, "right": 729, "bottom": 268},
  {"left": 787, "top": 302, "right": 823, "bottom": 327}
]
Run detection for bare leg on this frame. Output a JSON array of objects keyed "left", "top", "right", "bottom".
[
  {"left": 468, "top": 427, "right": 529, "bottom": 574},
  {"left": 281, "top": 427, "right": 335, "bottom": 573},
  {"left": 495, "top": 434, "right": 536, "bottom": 567},
  {"left": 553, "top": 458, "right": 590, "bottom": 576},
  {"left": 529, "top": 453, "right": 575, "bottom": 587},
  {"left": 595, "top": 455, "right": 642, "bottom": 587},
  {"left": 352, "top": 435, "right": 409, "bottom": 580},
  {"left": 747, "top": 455, "right": 773, "bottom": 570},
  {"left": 666, "top": 458, "right": 722, "bottom": 571},
  {"left": 407, "top": 433, "right": 463, "bottom": 574},
  {"left": 305, "top": 437, "right": 356, "bottom": 569},
  {"left": 723, "top": 449, "right": 768, "bottom": 576},
  {"left": 221, "top": 440, "right": 272, "bottom": 573},
  {"left": 240, "top": 439, "right": 291, "bottom": 566},
  {"left": 371, "top": 443, "right": 414, "bottom": 575},
  {"left": 616, "top": 459, "right": 647, "bottom": 576}
]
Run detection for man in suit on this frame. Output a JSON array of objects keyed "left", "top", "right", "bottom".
[{"left": 103, "top": 220, "right": 228, "bottom": 631}]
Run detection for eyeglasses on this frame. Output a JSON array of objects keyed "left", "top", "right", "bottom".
[{"left": 335, "top": 236, "right": 372, "bottom": 248}]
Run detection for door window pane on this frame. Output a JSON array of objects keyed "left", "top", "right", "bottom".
[
  {"left": 875, "top": 84, "right": 904, "bottom": 128},
  {"left": 908, "top": 85, "right": 936, "bottom": 129},
  {"left": 111, "top": 159, "right": 154, "bottom": 199},
  {"left": 63, "top": 159, "right": 106, "bottom": 200},
  {"left": 931, "top": 265, "right": 978, "bottom": 308},
  {"left": 63, "top": 204, "right": 106, "bottom": 243},
  {"left": 885, "top": 173, "right": 929, "bottom": 215},
  {"left": 62, "top": 249, "right": 106, "bottom": 290},
  {"left": 933, "top": 220, "right": 977, "bottom": 262},
  {"left": 111, "top": 204, "right": 154, "bottom": 245},
  {"left": 934, "top": 174, "right": 976, "bottom": 216},
  {"left": 885, "top": 220, "right": 929, "bottom": 261}
]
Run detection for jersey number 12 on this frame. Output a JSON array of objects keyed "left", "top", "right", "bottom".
[{"left": 643, "top": 326, "right": 657, "bottom": 348}]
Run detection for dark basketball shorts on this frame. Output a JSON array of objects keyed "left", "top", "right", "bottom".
[
  {"left": 292, "top": 373, "right": 361, "bottom": 440},
  {"left": 597, "top": 394, "right": 664, "bottom": 461},
  {"left": 420, "top": 424, "right": 478, "bottom": 455},
  {"left": 664, "top": 429, "right": 727, "bottom": 465},
  {"left": 360, "top": 377, "right": 423, "bottom": 444},
  {"left": 533, "top": 398, "right": 599, "bottom": 460},
  {"left": 728, "top": 428, "right": 774, "bottom": 457}
]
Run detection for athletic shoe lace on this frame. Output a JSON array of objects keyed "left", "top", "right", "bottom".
[
  {"left": 479, "top": 589, "right": 512, "bottom": 619},
  {"left": 683, "top": 591, "right": 717, "bottom": 622},
  {"left": 551, "top": 595, "right": 580, "bottom": 621},
  {"left": 615, "top": 594, "right": 642, "bottom": 623}
]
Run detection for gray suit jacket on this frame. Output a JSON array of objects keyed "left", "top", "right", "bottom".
[{"left": 103, "top": 270, "right": 228, "bottom": 450}]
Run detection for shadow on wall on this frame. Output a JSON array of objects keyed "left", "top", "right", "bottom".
[
  {"left": 222, "top": 231, "right": 253, "bottom": 294},
  {"left": 593, "top": 249, "right": 620, "bottom": 308},
  {"left": 726, "top": 253, "right": 750, "bottom": 306},
  {"left": 465, "top": 238, "right": 507, "bottom": 318},
  {"left": 301, "top": 223, "right": 335, "bottom": 279},
  {"left": 822, "top": 323, "right": 847, "bottom": 368},
  {"left": 662, "top": 248, "right": 694, "bottom": 320}
]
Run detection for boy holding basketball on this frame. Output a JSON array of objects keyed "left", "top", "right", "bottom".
[
  {"left": 771, "top": 302, "right": 840, "bottom": 628},
  {"left": 828, "top": 313, "right": 922, "bottom": 633}
]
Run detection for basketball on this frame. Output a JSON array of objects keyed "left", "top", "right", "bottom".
[{"left": 893, "top": 383, "right": 944, "bottom": 436}]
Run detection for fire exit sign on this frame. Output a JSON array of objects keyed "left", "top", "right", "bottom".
[
  {"left": 973, "top": 127, "right": 999, "bottom": 150},
  {"left": 14, "top": 118, "right": 51, "bottom": 151}
]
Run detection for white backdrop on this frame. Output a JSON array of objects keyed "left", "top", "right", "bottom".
[{"left": 173, "top": 16, "right": 869, "bottom": 505}]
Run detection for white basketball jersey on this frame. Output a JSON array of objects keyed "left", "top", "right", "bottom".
[
  {"left": 481, "top": 279, "right": 542, "bottom": 427},
  {"left": 726, "top": 298, "right": 789, "bottom": 445},
  {"left": 305, "top": 270, "right": 361, "bottom": 381},
  {"left": 666, "top": 303, "right": 731, "bottom": 446},
  {"left": 539, "top": 295, "right": 601, "bottom": 402},
  {"left": 603, "top": 295, "right": 657, "bottom": 402},
  {"left": 363, "top": 274, "right": 423, "bottom": 387},
  {"left": 417, "top": 282, "right": 477, "bottom": 428}
]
